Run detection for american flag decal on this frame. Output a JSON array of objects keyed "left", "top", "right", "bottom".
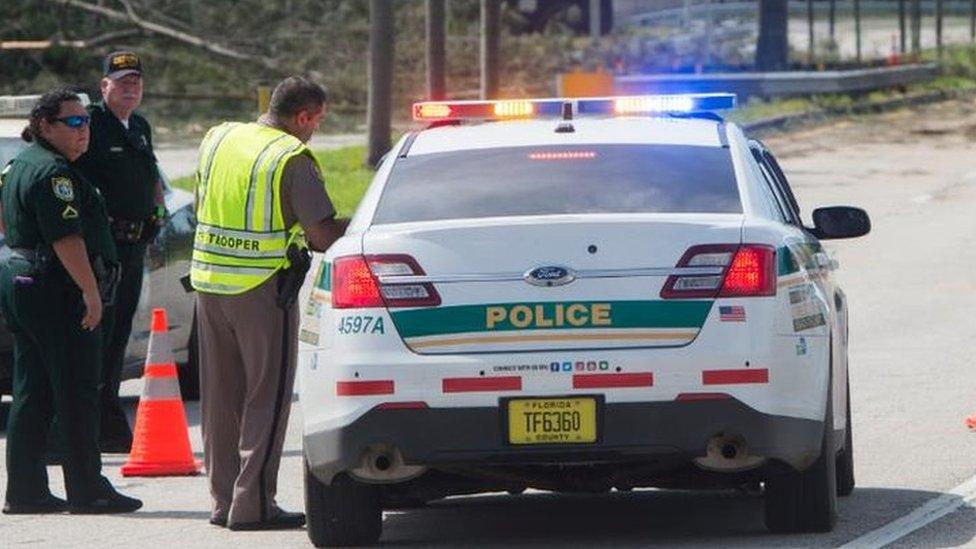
[{"left": 719, "top": 305, "right": 746, "bottom": 322}]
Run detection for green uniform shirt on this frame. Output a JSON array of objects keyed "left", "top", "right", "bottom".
[
  {"left": 0, "top": 141, "right": 117, "bottom": 263},
  {"left": 75, "top": 101, "right": 158, "bottom": 222}
]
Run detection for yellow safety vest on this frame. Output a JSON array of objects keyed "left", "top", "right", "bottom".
[{"left": 190, "top": 122, "right": 321, "bottom": 295}]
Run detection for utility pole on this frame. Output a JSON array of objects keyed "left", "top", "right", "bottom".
[
  {"left": 807, "top": 0, "right": 815, "bottom": 66},
  {"left": 899, "top": 0, "right": 906, "bottom": 53},
  {"left": 829, "top": 0, "right": 835, "bottom": 40},
  {"left": 971, "top": 0, "right": 975, "bottom": 42},
  {"left": 589, "top": 0, "right": 602, "bottom": 37},
  {"left": 936, "top": 0, "right": 944, "bottom": 60},
  {"left": 426, "top": 0, "right": 446, "bottom": 101},
  {"left": 756, "top": 0, "right": 789, "bottom": 71},
  {"left": 911, "top": 0, "right": 921, "bottom": 56},
  {"left": 366, "top": 0, "right": 394, "bottom": 168},
  {"left": 480, "top": 0, "right": 500, "bottom": 99},
  {"left": 854, "top": 0, "right": 862, "bottom": 64}
]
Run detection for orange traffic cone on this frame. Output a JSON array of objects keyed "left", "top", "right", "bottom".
[{"left": 121, "top": 308, "right": 201, "bottom": 477}]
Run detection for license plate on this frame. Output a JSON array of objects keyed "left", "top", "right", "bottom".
[{"left": 507, "top": 397, "right": 597, "bottom": 445}]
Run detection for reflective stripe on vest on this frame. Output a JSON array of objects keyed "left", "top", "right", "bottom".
[{"left": 190, "top": 122, "right": 320, "bottom": 295}]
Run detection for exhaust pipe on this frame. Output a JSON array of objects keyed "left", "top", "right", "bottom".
[
  {"left": 694, "top": 434, "right": 766, "bottom": 472},
  {"left": 350, "top": 443, "right": 426, "bottom": 483}
]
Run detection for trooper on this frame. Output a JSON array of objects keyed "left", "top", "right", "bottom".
[
  {"left": 75, "top": 50, "right": 166, "bottom": 453},
  {"left": 192, "top": 76, "right": 346, "bottom": 530},
  {"left": 0, "top": 88, "right": 142, "bottom": 514}
]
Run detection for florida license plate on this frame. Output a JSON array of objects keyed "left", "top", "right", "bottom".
[{"left": 507, "top": 397, "right": 597, "bottom": 445}]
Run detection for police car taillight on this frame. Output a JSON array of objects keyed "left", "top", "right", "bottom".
[
  {"left": 332, "top": 256, "right": 383, "bottom": 308},
  {"left": 332, "top": 254, "right": 441, "bottom": 309},
  {"left": 720, "top": 246, "right": 776, "bottom": 297},
  {"left": 660, "top": 244, "right": 776, "bottom": 299}
]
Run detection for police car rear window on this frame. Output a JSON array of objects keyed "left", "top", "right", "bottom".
[{"left": 372, "top": 144, "right": 741, "bottom": 224}]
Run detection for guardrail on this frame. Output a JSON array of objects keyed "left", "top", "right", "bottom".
[
  {"left": 626, "top": 1, "right": 976, "bottom": 27},
  {"left": 613, "top": 63, "right": 939, "bottom": 98}
]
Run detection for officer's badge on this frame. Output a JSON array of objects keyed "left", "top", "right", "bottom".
[
  {"left": 52, "top": 177, "right": 74, "bottom": 202},
  {"left": 62, "top": 205, "right": 79, "bottom": 219}
]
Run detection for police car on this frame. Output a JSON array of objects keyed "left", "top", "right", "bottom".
[
  {"left": 297, "top": 93, "right": 870, "bottom": 546},
  {"left": 0, "top": 95, "right": 199, "bottom": 403}
]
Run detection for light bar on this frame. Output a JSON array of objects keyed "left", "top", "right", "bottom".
[
  {"left": 577, "top": 93, "right": 736, "bottom": 116},
  {"left": 413, "top": 98, "right": 563, "bottom": 121},
  {"left": 0, "top": 93, "right": 92, "bottom": 118},
  {"left": 412, "top": 93, "right": 735, "bottom": 122}
]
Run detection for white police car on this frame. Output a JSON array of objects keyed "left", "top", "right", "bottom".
[{"left": 298, "top": 93, "right": 870, "bottom": 546}]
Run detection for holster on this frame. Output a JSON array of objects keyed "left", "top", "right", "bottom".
[
  {"left": 92, "top": 255, "right": 122, "bottom": 306},
  {"left": 110, "top": 216, "right": 161, "bottom": 245},
  {"left": 276, "top": 244, "right": 312, "bottom": 310}
]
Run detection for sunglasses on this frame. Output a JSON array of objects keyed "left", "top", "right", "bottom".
[{"left": 53, "top": 115, "right": 91, "bottom": 128}]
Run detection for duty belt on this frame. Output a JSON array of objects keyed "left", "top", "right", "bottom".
[{"left": 110, "top": 216, "right": 161, "bottom": 245}]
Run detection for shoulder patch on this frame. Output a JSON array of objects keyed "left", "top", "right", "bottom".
[{"left": 51, "top": 176, "right": 75, "bottom": 202}]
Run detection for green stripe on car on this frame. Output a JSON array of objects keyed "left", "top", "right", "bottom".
[{"left": 390, "top": 300, "right": 713, "bottom": 339}]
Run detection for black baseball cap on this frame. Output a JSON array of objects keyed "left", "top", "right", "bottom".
[{"left": 103, "top": 51, "right": 142, "bottom": 79}]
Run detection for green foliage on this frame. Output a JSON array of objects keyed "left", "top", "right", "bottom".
[
  {"left": 170, "top": 145, "right": 374, "bottom": 218},
  {"left": 313, "top": 145, "right": 375, "bottom": 218}
]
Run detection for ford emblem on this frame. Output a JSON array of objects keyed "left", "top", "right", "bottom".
[{"left": 524, "top": 266, "right": 576, "bottom": 287}]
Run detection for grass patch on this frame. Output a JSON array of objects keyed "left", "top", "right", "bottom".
[{"left": 170, "top": 145, "right": 374, "bottom": 217}]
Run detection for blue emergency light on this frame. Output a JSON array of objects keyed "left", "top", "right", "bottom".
[{"left": 412, "top": 93, "right": 736, "bottom": 122}]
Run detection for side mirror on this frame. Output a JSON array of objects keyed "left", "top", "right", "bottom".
[{"left": 811, "top": 206, "right": 871, "bottom": 240}]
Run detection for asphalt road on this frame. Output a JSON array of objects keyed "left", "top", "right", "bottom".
[{"left": 4, "top": 101, "right": 976, "bottom": 547}]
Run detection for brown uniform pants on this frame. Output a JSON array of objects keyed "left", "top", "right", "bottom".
[{"left": 196, "top": 275, "right": 298, "bottom": 525}]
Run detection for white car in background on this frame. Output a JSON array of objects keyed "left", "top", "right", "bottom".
[{"left": 297, "top": 94, "right": 870, "bottom": 546}]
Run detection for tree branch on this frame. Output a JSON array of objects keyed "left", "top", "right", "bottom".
[{"left": 46, "top": 0, "right": 284, "bottom": 72}]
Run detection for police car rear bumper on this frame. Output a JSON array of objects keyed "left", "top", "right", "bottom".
[{"left": 303, "top": 398, "right": 824, "bottom": 485}]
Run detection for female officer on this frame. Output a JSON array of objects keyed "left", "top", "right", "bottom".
[{"left": 0, "top": 88, "right": 141, "bottom": 514}]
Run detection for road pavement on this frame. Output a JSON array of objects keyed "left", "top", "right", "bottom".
[{"left": 4, "top": 101, "right": 976, "bottom": 547}]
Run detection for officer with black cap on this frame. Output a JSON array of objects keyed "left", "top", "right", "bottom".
[{"left": 76, "top": 51, "right": 167, "bottom": 453}]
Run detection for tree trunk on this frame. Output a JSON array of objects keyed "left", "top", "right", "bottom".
[
  {"left": 911, "top": 0, "right": 921, "bottom": 55},
  {"left": 899, "top": 0, "right": 906, "bottom": 53},
  {"left": 756, "top": 0, "right": 789, "bottom": 71},
  {"left": 426, "top": 0, "right": 446, "bottom": 101},
  {"left": 854, "top": 0, "right": 861, "bottom": 63},
  {"left": 828, "top": 0, "right": 835, "bottom": 40},
  {"left": 807, "top": 0, "right": 814, "bottom": 66},
  {"left": 480, "top": 0, "right": 500, "bottom": 100},
  {"left": 366, "top": 0, "right": 394, "bottom": 168},
  {"left": 936, "top": 0, "right": 944, "bottom": 59}
]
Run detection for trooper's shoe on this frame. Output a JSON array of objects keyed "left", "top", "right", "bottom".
[
  {"left": 2, "top": 494, "right": 68, "bottom": 514},
  {"left": 227, "top": 507, "right": 306, "bottom": 531},
  {"left": 68, "top": 490, "right": 142, "bottom": 514},
  {"left": 210, "top": 515, "right": 228, "bottom": 527}
]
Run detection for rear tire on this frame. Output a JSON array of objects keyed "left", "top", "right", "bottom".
[
  {"left": 764, "top": 378, "right": 838, "bottom": 533},
  {"left": 836, "top": 378, "right": 856, "bottom": 496},
  {"left": 305, "top": 462, "right": 382, "bottom": 547}
]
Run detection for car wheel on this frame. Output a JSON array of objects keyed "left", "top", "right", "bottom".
[
  {"left": 305, "top": 462, "right": 382, "bottom": 547},
  {"left": 178, "top": 311, "right": 200, "bottom": 401},
  {"left": 836, "top": 376, "right": 855, "bottom": 496},
  {"left": 764, "top": 368, "right": 838, "bottom": 533}
]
